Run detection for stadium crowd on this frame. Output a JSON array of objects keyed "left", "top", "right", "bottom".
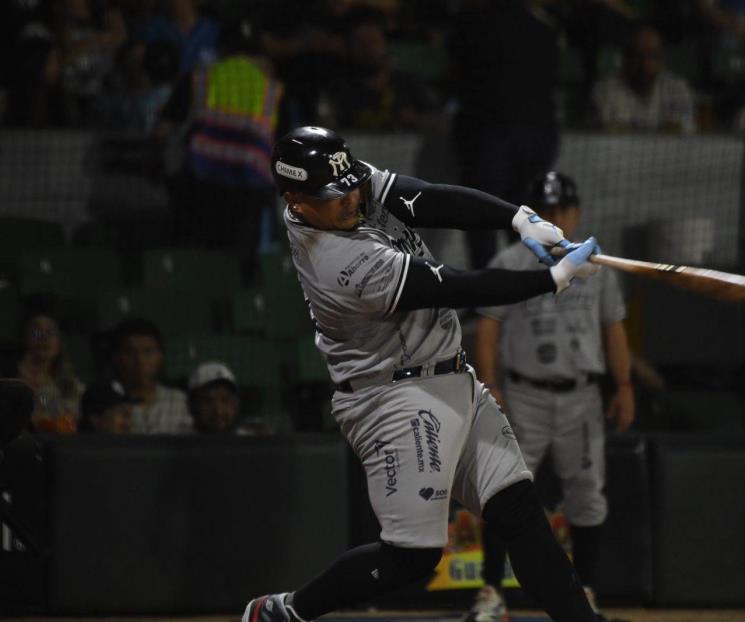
[{"left": 0, "top": 0, "right": 744, "bottom": 438}]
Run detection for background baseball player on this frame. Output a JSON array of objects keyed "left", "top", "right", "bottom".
[
  {"left": 470, "top": 172, "right": 635, "bottom": 622},
  {"left": 244, "top": 126, "right": 607, "bottom": 622}
]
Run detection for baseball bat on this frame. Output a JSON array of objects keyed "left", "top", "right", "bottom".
[{"left": 588, "top": 253, "right": 745, "bottom": 302}]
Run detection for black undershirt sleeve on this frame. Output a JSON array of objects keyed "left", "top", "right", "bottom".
[
  {"left": 380, "top": 174, "right": 520, "bottom": 230},
  {"left": 395, "top": 256, "right": 556, "bottom": 312}
]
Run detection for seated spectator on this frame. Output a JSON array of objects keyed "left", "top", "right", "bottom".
[
  {"left": 134, "top": 0, "right": 219, "bottom": 75},
  {"left": 591, "top": 23, "right": 696, "bottom": 133},
  {"left": 79, "top": 380, "right": 135, "bottom": 434},
  {"left": 188, "top": 361, "right": 278, "bottom": 435},
  {"left": 14, "top": 312, "right": 84, "bottom": 434},
  {"left": 110, "top": 318, "right": 191, "bottom": 434},
  {"left": 8, "top": 0, "right": 127, "bottom": 127},
  {"left": 697, "top": 0, "right": 745, "bottom": 127},
  {"left": 187, "top": 361, "right": 241, "bottom": 434},
  {"left": 327, "top": 7, "right": 439, "bottom": 130}
]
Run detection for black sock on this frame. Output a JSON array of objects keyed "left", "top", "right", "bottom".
[
  {"left": 481, "top": 521, "right": 507, "bottom": 589},
  {"left": 570, "top": 523, "right": 604, "bottom": 588},
  {"left": 291, "top": 542, "right": 441, "bottom": 620},
  {"left": 483, "top": 480, "right": 596, "bottom": 622}
]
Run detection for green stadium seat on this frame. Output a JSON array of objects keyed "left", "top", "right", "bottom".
[
  {"left": 256, "top": 252, "right": 313, "bottom": 339},
  {"left": 64, "top": 335, "right": 95, "bottom": 385},
  {"left": 165, "top": 334, "right": 281, "bottom": 388},
  {"left": 389, "top": 41, "right": 447, "bottom": 81},
  {"left": 18, "top": 249, "right": 123, "bottom": 300},
  {"left": 297, "top": 335, "right": 328, "bottom": 383},
  {"left": 0, "top": 217, "right": 66, "bottom": 280},
  {"left": 97, "top": 287, "right": 214, "bottom": 334},
  {"left": 0, "top": 217, "right": 65, "bottom": 250},
  {"left": 142, "top": 248, "right": 244, "bottom": 297},
  {"left": 0, "top": 282, "right": 21, "bottom": 341},
  {"left": 232, "top": 287, "right": 269, "bottom": 335}
]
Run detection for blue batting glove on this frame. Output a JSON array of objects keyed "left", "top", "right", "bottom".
[{"left": 522, "top": 237, "right": 557, "bottom": 266}]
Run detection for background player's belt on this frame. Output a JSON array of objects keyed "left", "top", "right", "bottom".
[
  {"left": 507, "top": 370, "right": 602, "bottom": 393},
  {"left": 335, "top": 350, "right": 467, "bottom": 393}
]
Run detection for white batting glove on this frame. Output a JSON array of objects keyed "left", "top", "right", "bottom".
[
  {"left": 513, "top": 205, "right": 567, "bottom": 266},
  {"left": 549, "top": 236, "right": 601, "bottom": 293}
]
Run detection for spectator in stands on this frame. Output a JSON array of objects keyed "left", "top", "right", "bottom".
[
  {"left": 187, "top": 361, "right": 241, "bottom": 433},
  {"left": 156, "top": 17, "right": 282, "bottom": 275},
  {"left": 133, "top": 0, "right": 219, "bottom": 75},
  {"left": 96, "top": 36, "right": 181, "bottom": 131},
  {"left": 450, "top": 0, "right": 561, "bottom": 269},
  {"left": 79, "top": 380, "right": 135, "bottom": 434},
  {"left": 326, "top": 7, "right": 439, "bottom": 130},
  {"left": 8, "top": 0, "right": 127, "bottom": 127},
  {"left": 187, "top": 361, "right": 278, "bottom": 435},
  {"left": 591, "top": 23, "right": 696, "bottom": 133},
  {"left": 697, "top": 0, "right": 745, "bottom": 128},
  {"left": 14, "top": 312, "right": 84, "bottom": 434},
  {"left": 110, "top": 318, "right": 192, "bottom": 434}
]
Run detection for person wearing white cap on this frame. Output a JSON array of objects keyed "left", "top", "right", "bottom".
[{"left": 187, "top": 362, "right": 241, "bottom": 434}]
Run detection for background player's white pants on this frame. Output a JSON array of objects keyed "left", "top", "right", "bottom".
[
  {"left": 502, "top": 378, "right": 607, "bottom": 527},
  {"left": 333, "top": 367, "right": 532, "bottom": 548}
]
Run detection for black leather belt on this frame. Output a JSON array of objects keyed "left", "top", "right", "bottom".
[
  {"left": 335, "top": 350, "right": 467, "bottom": 394},
  {"left": 507, "top": 370, "right": 601, "bottom": 393}
]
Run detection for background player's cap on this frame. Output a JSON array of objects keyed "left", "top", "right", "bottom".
[
  {"left": 529, "top": 171, "right": 580, "bottom": 210},
  {"left": 271, "top": 126, "right": 373, "bottom": 199},
  {"left": 188, "top": 361, "right": 238, "bottom": 393}
]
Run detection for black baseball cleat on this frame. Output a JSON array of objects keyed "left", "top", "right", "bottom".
[{"left": 242, "top": 592, "right": 310, "bottom": 622}]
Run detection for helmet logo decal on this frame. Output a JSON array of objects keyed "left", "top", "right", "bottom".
[
  {"left": 275, "top": 161, "right": 308, "bottom": 181},
  {"left": 329, "top": 151, "right": 351, "bottom": 177}
]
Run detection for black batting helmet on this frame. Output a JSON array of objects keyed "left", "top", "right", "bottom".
[
  {"left": 271, "top": 126, "right": 373, "bottom": 199},
  {"left": 529, "top": 171, "right": 580, "bottom": 210}
]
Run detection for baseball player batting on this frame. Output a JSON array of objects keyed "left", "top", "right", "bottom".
[
  {"left": 244, "top": 127, "right": 604, "bottom": 622},
  {"left": 470, "top": 172, "right": 634, "bottom": 622}
]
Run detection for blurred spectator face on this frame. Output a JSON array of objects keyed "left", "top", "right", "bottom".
[
  {"left": 347, "top": 22, "right": 389, "bottom": 75},
  {"left": 539, "top": 205, "right": 581, "bottom": 239},
  {"left": 113, "top": 335, "right": 164, "bottom": 387},
  {"left": 61, "top": 0, "right": 91, "bottom": 21},
  {"left": 92, "top": 403, "right": 133, "bottom": 434},
  {"left": 190, "top": 382, "right": 239, "bottom": 433},
  {"left": 25, "top": 315, "right": 62, "bottom": 362},
  {"left": 624, "top": 27, "right": 665, "bottom": 93}
]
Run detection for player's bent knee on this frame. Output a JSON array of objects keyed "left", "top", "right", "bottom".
[
  {"left": 482, "top": 479, "right": 548, "bottom": 541},
  {"left": 380, "top": 543, "right": 443, "bottom": 584}
]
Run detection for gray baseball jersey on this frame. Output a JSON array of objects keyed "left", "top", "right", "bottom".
[
  {"left": 477, "top": 241, "right": 626, "bottom": 527},
  {"left": 285, "top": 164, "right": 461, "bottom": 385},
  {"left": 282, "top": 166, "right": 531, "bottom": 547},
  {"left": 478, "top": 242, "right": 626, "bottom": 379}
]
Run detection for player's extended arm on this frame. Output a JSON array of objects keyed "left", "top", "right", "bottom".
[
  {"left": 396, "top": 237, "right": 600, "bottom": 311},
  {"left": 602, "top": 320, "right": 635, "bottom": 432},
  {"left": 384, "top": 175, "right": 571, "bottom": 265}
]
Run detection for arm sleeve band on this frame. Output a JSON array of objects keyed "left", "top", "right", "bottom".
[
  {"left": 382, "top": 174, "right": 520, "bottom": 230},
  {"left": 396, "top": 256, "right": 556, "bottom": 312}
]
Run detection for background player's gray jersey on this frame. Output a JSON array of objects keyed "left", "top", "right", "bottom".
[
  {"left": 478, "top": 242, "right": 626, "bottom": 378},
  {"left": 284, "top": 164, "right": 461, "bottom": 385}
]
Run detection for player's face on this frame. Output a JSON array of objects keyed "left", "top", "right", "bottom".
[{"left": 288, "top": 188, "right": 363, "bottom": 231}]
